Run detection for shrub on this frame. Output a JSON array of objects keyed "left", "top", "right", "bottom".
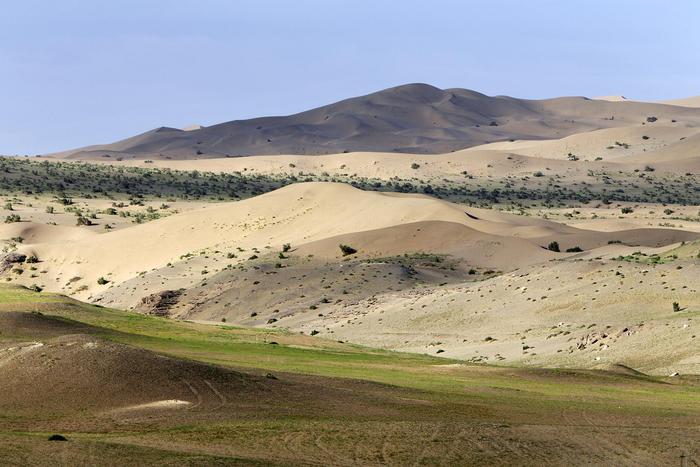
[
  {"left": 621, "top": 207, "right": 634, "bottom": 214},
  {"left": 673, "top": 302, "right": 681, "bottom": 312},
  {"left": 97, "top": 277, "right": 109, "bottom": 285},
  {"left": 4, "top": 214, "right": 20, "bottom": 223},
  {"left": 339, "top": 244, "right": 357, "bottom": 256},
  {"left": 410, "top": 163, "right": 420, "bottom": 169},
  {"left": 566, "top": 246, "right": 583, "bottom": 253},
  {"left": 76, "top": 216, "right": 92, "bottom": 226},
  {"left": 45, "top": 206, "right": 54, "bottom": 214},
  {"left": 25, "top": 255, "right": 38, "bottom": 263},
  {"left": 547, "top": 241, "right": 560, "bottom": 252},
  {"left": 282, "top": 243, "right": 291, "bottom": 252}
]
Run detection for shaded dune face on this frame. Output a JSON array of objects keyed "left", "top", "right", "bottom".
[{"left": 49, "top": 83, "right": 700, "bottom": 160}]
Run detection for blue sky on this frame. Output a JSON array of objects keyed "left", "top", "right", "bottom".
[{"left": 1, "top": 0, "right": 699, "bottom": 154}]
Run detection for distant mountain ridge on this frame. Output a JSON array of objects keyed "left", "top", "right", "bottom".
[{"left": 50, "top": 83, "right": 700, "bottom": 160}]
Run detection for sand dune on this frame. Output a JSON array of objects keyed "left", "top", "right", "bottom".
[
  {"left": 293, "top": 220, "right": 558, "bottom": 269},
  {"left": 11, "top": 183, "right": 575, "bottom": 296},
  {"left": 658, "top": 95, "right": 700, "bottom": 108},
  {"left": 0, "top": 222, "right": 98, "bottom": 244},
  {"left": 593, "top": 95, "right": 628, "bottom": 102},
  {"left": 48, "top": 83, "right": 700, "bottom": 160},
  {"left": 468, "top": 125, "right": 700, "bottom": 161},
  {"left": 7, "top": 182, "right": 697, "bottom": 305}
]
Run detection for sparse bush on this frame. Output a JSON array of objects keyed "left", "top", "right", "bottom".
[
  {"left": 547, "top": 241, "right": 560, "bottom": 252},
  {"left": 4, "top": 214, "right": 20, "bottom": 223},
  {"left": 97, "top": 277, "right": 109, "bottom": 285},
  {"left": 673, "top": 302, "right": 681, "bottom": 312},
  {"left": 282, "top": 243, "right": 291, "bottom": 252},
  {"left": 339, "top": 244, "right": 357, "bottom": 256},
  {"left": 566, "top": 246, "right": 583, "bottom": 253},
  {"left": 621, "top": 207, "right": 634, "bottom": 214},
  {"left": 410, "top": 163, "right": 420, "bottom": 169}
]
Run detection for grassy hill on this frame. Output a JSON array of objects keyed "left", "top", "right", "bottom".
[{"left": 1, "top": 285, "right": 698, "bottom": 465}]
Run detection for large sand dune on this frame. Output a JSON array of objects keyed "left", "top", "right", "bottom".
[
  {"left": 11, "top": 182, "right": 695, "bottom": 306},
  {"left": 47, "top": 83, "right": 700, "bottom": 160}
]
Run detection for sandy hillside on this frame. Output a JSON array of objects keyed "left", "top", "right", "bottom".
[{"left": 277, "top": 243, "right": 700, "bottom": 375}]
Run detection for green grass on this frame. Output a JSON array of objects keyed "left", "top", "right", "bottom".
[
  {"left": 2, "top": 283, "right": 700, "bottom": 465},
  {"left": 1, "top": 284, "right": 699, "bottom": 419}
]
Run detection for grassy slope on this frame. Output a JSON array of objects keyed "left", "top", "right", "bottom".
[{"left": 1, "top": 284, "right": 699, "bottom": 465}]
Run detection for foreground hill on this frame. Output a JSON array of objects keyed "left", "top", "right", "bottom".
[
  {"left": 0, "top": 285, "right": 698, "bottom": 465},
  {"left": 49, "top": 83, "right": 700, "bottom": 159}
]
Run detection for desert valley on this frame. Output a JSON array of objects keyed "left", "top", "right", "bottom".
[{"left": 0, "top": 82, "right": 698, "bottom": 464}]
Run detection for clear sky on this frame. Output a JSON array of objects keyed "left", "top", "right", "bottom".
[{"left": 1, "top": 0, "right": 699, "bottom": 154}]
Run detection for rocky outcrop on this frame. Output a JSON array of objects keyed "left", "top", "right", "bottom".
[
  {"left": 136, "top": 290, "right": 181, "bottom": 317},
  {"left": 0, "top": 252, "right": 27, "bottom": 273}
]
